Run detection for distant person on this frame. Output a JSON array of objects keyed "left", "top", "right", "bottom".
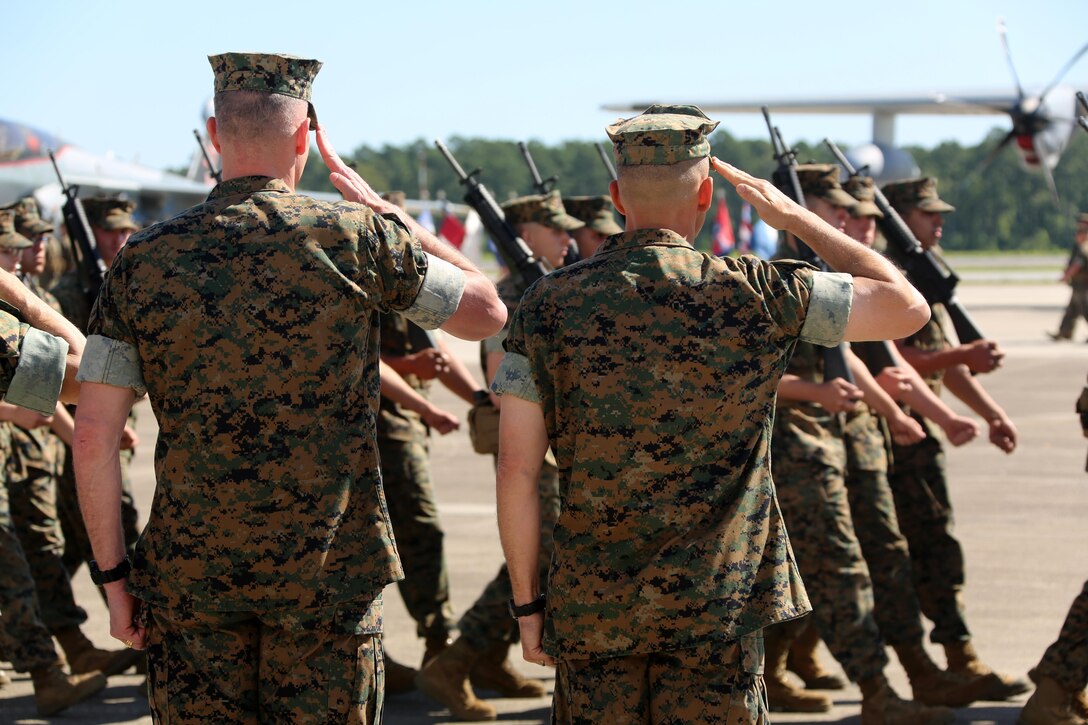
[
  {"left": 1049, "top": 213, "right": 1088, "bottom": 342},
  {"left": 493, "top": 104, "right": 929, "bottom": 724},
  {"left": 883, "top": 176, "right": 1028, "bottom": 701},
  {"left": 73, "top": 51, "right": 504, "bottom": 722}
]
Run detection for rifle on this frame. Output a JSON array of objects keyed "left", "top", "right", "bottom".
[
  {"left": 762, "top": 108, "right": 854, "bottom": 384},
  {"left": 48, "top": 150, "right": 105, "bottom": 308},
  {"left": 823, "top": 139, "right": 984, "bottom": 344},
  {"left": 594, "top": 142, "right": 618, "bottom": 183},
  {"left": 434, "top": 139, "right": 551, "bottom": 296},
  {"left": 517, "top": 142, "right": 558, "bottom": 195},
  {"left": 193, "top": 129, "right": 222, "bottom": 184}
]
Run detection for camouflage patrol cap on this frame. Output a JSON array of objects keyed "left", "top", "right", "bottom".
[
  {"left": 562, "top": 196, "right": 623, "bottom": 235},
  {"left": 796, "top": 164, "right": 857, "bottom": 209},
  {"left": 842, "top": 176, "right": 884, "bottom": 219},
  {"left": 881, "top": 177, "right": 955, "bottom": 214},
  {"left": 606, "top": 104, "right": 719, "bottom": 166},
  {"left": 5, "top": 197, "right": 54, "bottom": 236},
  {"left": 82, "top": 197, "right": 140, "bottom": 232},
  {"left": 502, "top": 191, "right": 584, "bottom": 231},
  {"left": 209, "top": 52, "right": 322, "bottom": 126},
  {"left": 0, "top": 210, "right": 33, "bottom": 250}
]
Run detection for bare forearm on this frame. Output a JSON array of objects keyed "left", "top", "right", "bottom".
[
  {"left": 897, "top": 343, "right": 962, "bottom": 377},
  {"left": 379, "top": 360, "right": 432, "bottom": 414},
  {"left": 497, "top": 458, "right": 544, "bottom": 604},
  {"left": 73, "top": 426, "right": 126, "bottom": 567},
  {"left": 777, "top": 375, "right": 822, "bottom": 403},
  {"left": 848, "top": 353, "right": 900, "bottom": 420},
  {"left": 438, "top": 340, "right": 482, "bottom": 405},
  {"left": 49, "top": 403, "right": 76, "bottom": 447},
  {"left": 944, "top": 365, "right": 1005, "bottom": 421}
]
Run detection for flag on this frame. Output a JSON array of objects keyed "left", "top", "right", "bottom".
[
  {"left": 711, "top": 193, "right": 735, "bottom": 256},
  {"left": 751, "top": 219, "right": 778, "bottom": 261},
  {"left": 438, "top": 209, "right": 466, "bottom": 249},
  {"left": 416, "top": 206, "right": 436, "bottom": 234},
  {"left": 738, "top": 202, "right": 753, "bottom": 253}
]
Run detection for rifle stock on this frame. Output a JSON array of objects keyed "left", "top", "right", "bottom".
[
  {"left": 823, "top": 139, "right": 984, "bottom": 344},
  {"left": 48, "top": 150, "right": 105, "bottom": 309},
  {"left": 762, "top": 109, "right": 854, "bottom": 383},
  {"left": 434, "top": 139, "right": 550, "bottom": 297}
]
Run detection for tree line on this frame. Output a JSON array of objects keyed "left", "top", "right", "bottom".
[{"left": 296, "top": 126, "right": 1088, "bottom": 253}]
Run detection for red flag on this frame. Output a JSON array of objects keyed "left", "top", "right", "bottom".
[
  {"left": 439, "top": 211, "right": 466, "bottom": 249},
  {"left": 712, "top": 194, "right": 735, "bottom": 256}
]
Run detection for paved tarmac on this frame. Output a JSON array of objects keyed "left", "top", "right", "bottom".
[{"left": 2, "top": 281, "right": 1086, "bottom": 724}]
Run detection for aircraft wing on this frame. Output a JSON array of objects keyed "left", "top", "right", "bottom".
[{"left": 602, "top": 92, "right": 1020, "bottom": 116}]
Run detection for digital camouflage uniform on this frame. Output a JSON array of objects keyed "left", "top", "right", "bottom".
[
  {"left": 0, "top": 299, "right": 73, "bottom": 673},
  {"left": 888, "top": 303, "right": 972, "bottom": 646},
  {"left": 770, "top": 340, "right": 888, "bottom": 683},
  {"left": 74, "top": 51, "right": 466, "bottom": 723},
  {"left": 376, "top": 312, "right": 455, "bottom": 642},
  {"left": 494, "top": 168, "right": 854, "bottom": 724},
  {"left": 1036, "top": 581, "right": 1088, "bottom": 695},
  {"left": 5, "top": 277, "right": 89, "bottom": 633},
  {"left": 843, "top": 342, "right": 927, "bottom": 647},
  {"left": 1056, "top": 234, "right": 1088, "bottom": 340}
]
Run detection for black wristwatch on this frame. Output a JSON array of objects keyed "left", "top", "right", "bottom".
[
  {"left": 507, "top": 594, "right": 546, "bottom": 620},
  {"left": 89, "top": 556, "right": 131, "bottom": 585}
]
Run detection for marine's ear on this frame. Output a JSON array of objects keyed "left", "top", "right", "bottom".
[
  {"left": 696, "top": 176, "right": 713, "bottom": 213},
  {"left": 609, "top": 179, "right": 625, "bottom": 216},
  {"left": 206, "top": 117, "right": 220, "bottom": 153}
]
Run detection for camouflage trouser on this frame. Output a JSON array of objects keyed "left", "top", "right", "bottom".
[
  {"left": 552, "top": 633, "right": 767, "bottom": 725},
  {"left": 1036, "top": 579, "right": 1088, "bottom": 693},
  {"left": 0, "top": 473, "right": 61, "bottom": 671},
  {"left": 1057, "top": 283, "right": 1088, "bottom": 338},
  {"left": 6, "top": 428, "right": 88, "bottom": 631},
  {"left": 843, "top": 409, "right": 925, "bottom": 647},
  {"left": 56, "top": 443, "right": 141, "bottom": 576},
  {"left": 144, "top": 597, "right": 384, "bottom": 724},
  {"left": 378, "top": 433, "right": 454, "bottom": 640},
  {"left": 771, "top": 419, "right": 887, "bottom": 683},
  {"left": 458, "top": 456, "right": 560, "bottom": 650},
  {"left": 888, "top": 434, "right": 970, "bottom": 645}
]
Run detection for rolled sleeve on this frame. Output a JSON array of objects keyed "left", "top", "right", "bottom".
[
  {"left": 77, "top": 335, "right": 147, "bottom": 396},
  {"left": 490, "top": 352, "right": 541, "bottom": 404},
  {"left": 5, "top": 327, "right": 68, "bottom": 415},
  {"left": 402, "top": 254, "right": 465, "bottom": 330},
  {"left": 799, "top": 272, "right": 853, "bottom": 347}
]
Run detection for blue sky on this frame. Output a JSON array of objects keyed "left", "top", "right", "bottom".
[{"left": 5, "top": 0, "right": 1087, "bottom": 170}]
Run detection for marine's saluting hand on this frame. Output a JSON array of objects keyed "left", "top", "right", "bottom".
[
  {"left": 316, "top": 127, "right": 400, "bottom": 217},
  {"left": 711, "top": 157, "right": 800, "bottom": 233}
]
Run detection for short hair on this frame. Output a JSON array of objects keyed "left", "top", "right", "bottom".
[
  {"left": 213, "top": 90, "right": 307, "bottom": 143},
  {"left": 617, "top": 157, "right": 709, "bottom": 205}
]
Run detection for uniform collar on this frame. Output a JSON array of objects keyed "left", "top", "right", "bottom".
[
  {"left": 208, "top": 176, "right": 293, "bottom": 201},
  {"left": 595, "top": 228, "right": 694, "bottom": 255}
]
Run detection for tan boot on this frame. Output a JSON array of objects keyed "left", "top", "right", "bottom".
[
  {"left": 859, "top": 675, "right": 955, "bottom": 725},
  {"left": 423, "top": 634, "right": 453, "bottom": 667},
  {"left": 384, "top": 651, "right": 418, "bottom": 695},
  {"left": 1019, "top": 676, "right": 1088, "bottom": 725},
  {"left": 1031, "top": 668, "right": 1088, "bottom": 719},
  {"left": 894, "top": 642, "right": 989, "bottom": 707},
  {"left": 469, "top": 642, "right": 546, "bottom": 698},
  {"left": 787, "top": 621, "right": 847, "bottom": 690},
  {"left": 416, "top": 638, "right": 497, "bottom": 721},
  {"left": 764, "top": 622, "right": 832, "bottom": 712},
  {"left": 945, "top": 640, "right": 1030, "bottom": 700},
  {"left": 30, "top": 662, "right": 107, "bottom": 716},
  {"left": 0, "top": 669, "right": 10, "bottom": 688},
  {"left": 54, "top": 625, "right": 143, "bottom": 677}
]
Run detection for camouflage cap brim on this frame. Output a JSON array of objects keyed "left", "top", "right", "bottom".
[
  {"left": 588, "top": 216, "right": 624, "bottom": 235},
  {"left": 849, "top": 200, "right": 884, "bottom": 219},
  {"left": 548, "top": 212, "right": 586, "bottom": 232},
  {"left": 811, "top": 187, "right": 860, "bottom": 209},
  {"left": 607, "top": 104, "right": 719, "bottom": 166},
  {"left": 915, "top": 198, "right": 955, "bottom": 214},
  {"left": 0, "top": 231, "right": 33, "bottom": 250},
  {"left": 209, "top": 52, "right": 323, "bottom": 103},
  {"left": 17, "top": 217, "right": 54, "bottom": 235}
]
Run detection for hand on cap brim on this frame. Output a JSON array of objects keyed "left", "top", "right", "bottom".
[{"left": 316, "top": 127, "right": 389, "bottom": 212}]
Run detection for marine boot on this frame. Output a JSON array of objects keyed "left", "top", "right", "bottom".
[
  {"left": 0, "top": 669, "right": 10, "bottom": 688},
  {"left": 1018, "top": 676, "right": 1088, "bottom": 725},
  {"left": 469, "top": 641, "right": 546, "bottom": 698},
  {"left": 787, "top": 622, "right": 847, "bottom": 690},
  {"left": 30, "top": 662, "right": 107, "bottom": 716},
  {"left": 1031, "top": 668, "right": 1088, "bottom": 719},
  {"left": 763, "top": 623, "right": 832, "bottom": 712},
  {"left": 859, "top": 675, "right": 955, "bottom": 725},
  {"left": 416, "top": 638, "right": 496, "bottom": 721},
  {"left": 54, "top": 625, "right": 143, "bottom": 677},
  {"left": 422, "top": 634, "right": 453, "bottom": 667},
  {"left": 945, "top": 640, "right": 1030, "bottom": 700},
  {"left": 894, "top": 642, "right": 989, "bottom": 707},
  {"left": 384, "top": 651, "right": 418, "bottom": 695}
]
